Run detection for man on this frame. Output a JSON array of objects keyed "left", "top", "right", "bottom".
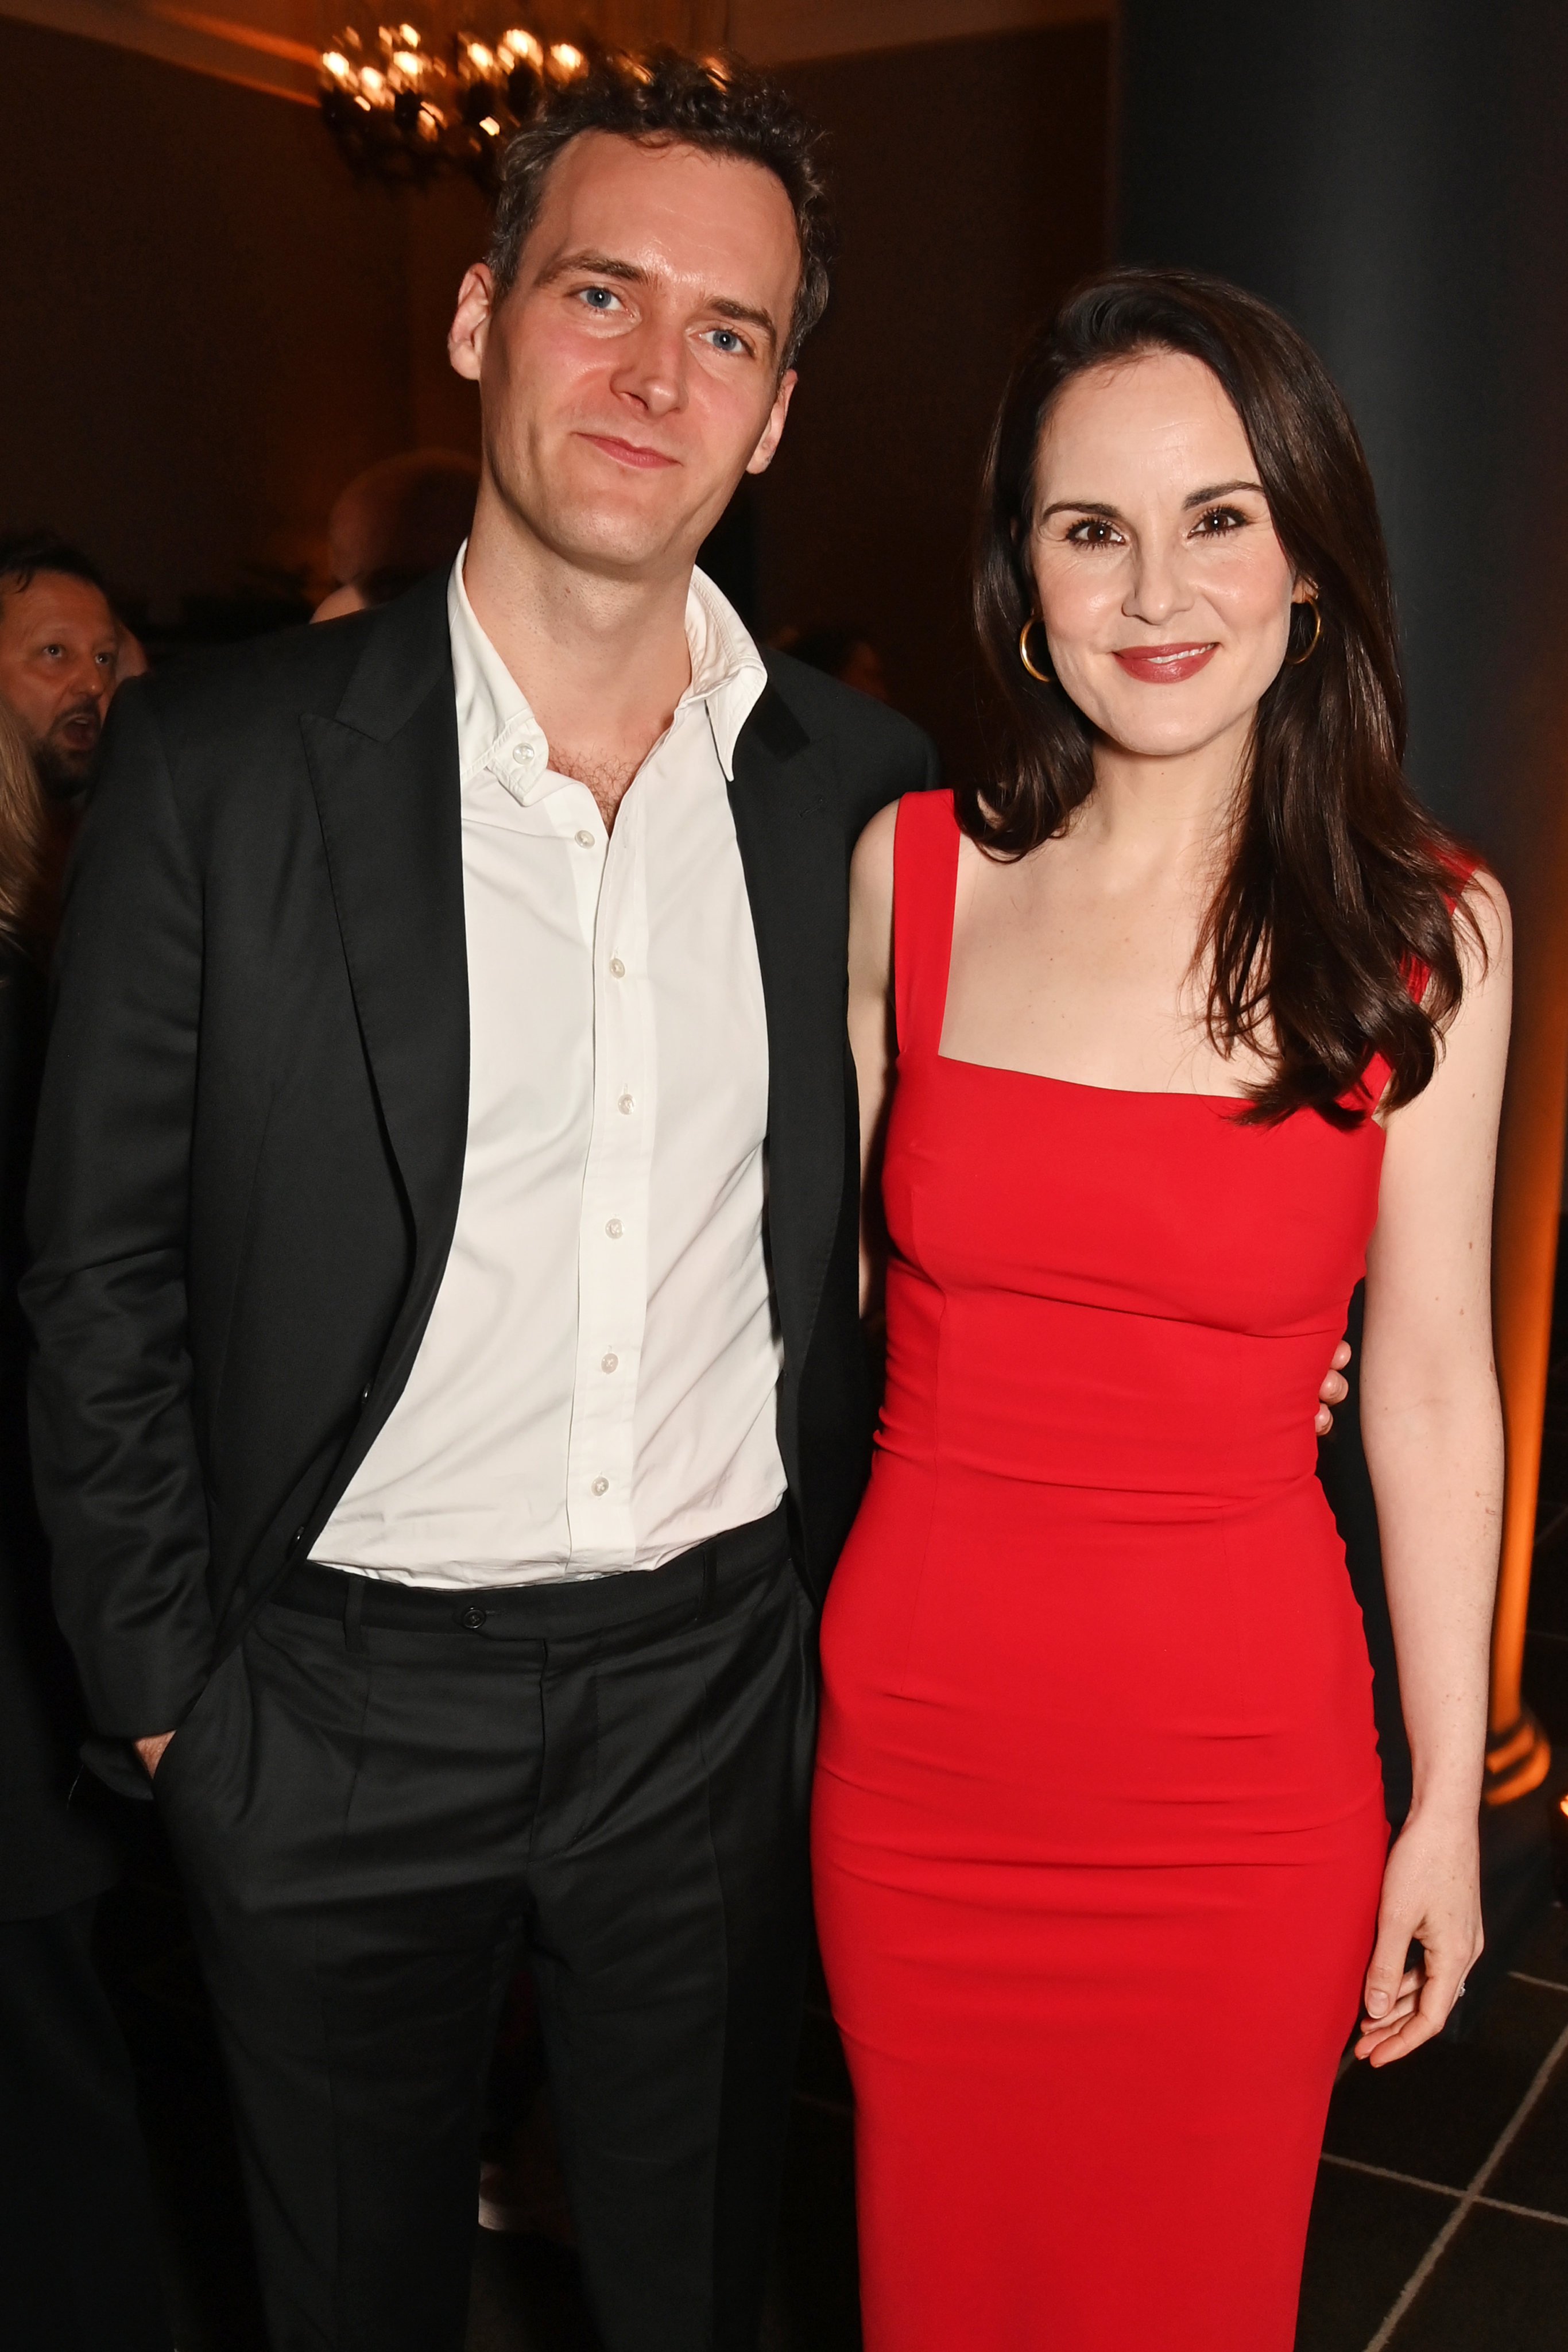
[
  {"left": 312, "top": 448, "right": 481, "bottom": 621},
  {"left": 0, "top": 533, "right": 121, "bottom": 808},
  {"left": 25, "top": 52, "right": 929, "bottom": 2352}
]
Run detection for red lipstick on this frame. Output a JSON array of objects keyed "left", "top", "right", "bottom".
[{"left": 1111, "top": 643, "right": 1218, "bottom": 684}]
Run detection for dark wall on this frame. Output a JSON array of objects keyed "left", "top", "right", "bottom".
[
  {"left": 1118, "top": 0, "right": 1568, "bottom": 854},
  {"left": 1119, "top": 0, "right": 1568, "bottom": 1785},
  {"left": 0, "top": 13, "right": 1110, "bottom": 724},
  {"left": 764, "top": 25, "right": 1110, "bottom": 773},
  {"left": 0, "top": 17, "right": 486, "bottom": 617}
]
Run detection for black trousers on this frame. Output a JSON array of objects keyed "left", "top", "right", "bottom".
[
  {"left": 154, "top": 1507, "right": 816, "bottom": 2352},
  {"left": 0, "top": 1897, "right": 171, "bottom": 2351}
]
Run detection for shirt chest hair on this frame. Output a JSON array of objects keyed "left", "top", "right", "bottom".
[{"left": 549, "top": 740, "right": 651, "bottom": 831}]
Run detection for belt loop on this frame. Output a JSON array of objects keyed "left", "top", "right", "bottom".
[{"left": 343, "top": 1577, "right": 367, "bottom": 1658}]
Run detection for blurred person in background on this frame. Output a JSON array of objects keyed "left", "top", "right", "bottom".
[
  {"left": 0, "top": 698, "right": 169, "bottom": 2352},
  {"left": 313, "top": 448, "right": 481, "bottom": 620},
  {"left": 774, "top": 619, "right": 891, "bottom": 702},
  {"left": 0, "top": 532, "right": 122, "bottom": 811}
]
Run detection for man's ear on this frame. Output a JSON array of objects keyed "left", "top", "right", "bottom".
[
  {"left": 745, "top": 369, "right": 797, "bottom": 478},
  {"left": 448, "top": 262, "right": 495, "bottom": 384}
]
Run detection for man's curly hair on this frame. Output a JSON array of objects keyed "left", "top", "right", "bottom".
[{"left": 486, "top": 49, "right": 835, "bottom": 372}]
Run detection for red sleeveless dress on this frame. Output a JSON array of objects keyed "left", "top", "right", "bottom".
[{"left": 812, "top": 790, "right": 1390, "bottom": 2351}]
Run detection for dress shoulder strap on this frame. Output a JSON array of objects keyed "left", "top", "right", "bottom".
[{"left": 893, "top": 789, "right": 962, "bottom": 1058}]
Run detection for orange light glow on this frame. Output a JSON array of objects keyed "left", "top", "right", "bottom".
[
  {"left": 504, "top": 28, "right": 542, "bottom": 65},
  {"left": 322, "top": 49, "right": 351, "bottom": 79},
  {"left": 549, "top": 41, "right": 584, "bottom": 76},
  {"left": 467, "top": 41, "right": 494, "bottom": 71}
]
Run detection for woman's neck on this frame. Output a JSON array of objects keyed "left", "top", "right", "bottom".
[{"left": 1072, "top": 714, "right": 1252, "bottom": 885}]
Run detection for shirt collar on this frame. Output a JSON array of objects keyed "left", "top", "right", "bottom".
[{"left": 447, "top": 544, "right": 768, "bottom": 799}]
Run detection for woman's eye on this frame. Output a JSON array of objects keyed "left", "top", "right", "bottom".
[
  {"left": 1194, "top": 506, "right": 1247, "bottom": 535},
  {"left": 1065, "top": 517, "right": 1123, "bottom": 547}
]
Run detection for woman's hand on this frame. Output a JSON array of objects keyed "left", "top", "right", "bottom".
[{"left": 1355, "top": 1805, "right": 1483, "bottom": 2065}]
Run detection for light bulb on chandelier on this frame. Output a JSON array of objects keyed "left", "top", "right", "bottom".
[{"left": 316, "top": 16, "right": 588, "bottom": 186}]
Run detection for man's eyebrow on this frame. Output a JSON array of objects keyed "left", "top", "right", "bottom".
[
  {"left": 708, "top": 297, "right": 777, "bottom": 352},
  {"left": 535, "top": 249, "right": 777, "bottom": 351},
  {"left": 536, "top": 247, "right": 648, "bottom": 288}
]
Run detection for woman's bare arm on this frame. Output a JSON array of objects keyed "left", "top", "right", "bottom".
[
  {"left": 1356, "top": 874, "right": 1511, "bottom": 2062},
  {"left": 847, "top": 801, "right": 900, "bottom": 1316}
]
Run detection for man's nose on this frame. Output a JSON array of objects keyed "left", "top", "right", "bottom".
[
  {"left": 610, "top": 320, "right": 688, "bottom": 417},
  {"left": 65, "top": 653, "right": 112, "bottom": 711}
]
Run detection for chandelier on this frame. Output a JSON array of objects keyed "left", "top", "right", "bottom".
[{"left": 318, "top": 20, "right": 591, "bottom": 187}]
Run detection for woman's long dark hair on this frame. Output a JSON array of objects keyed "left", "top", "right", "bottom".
[{"left": 967, "top": 266, "right": 1476, "bottom": 1125}]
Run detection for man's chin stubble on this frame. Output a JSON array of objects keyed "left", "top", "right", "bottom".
[{"left": 34, "top": 736, "right": 98, "bottom": 804}]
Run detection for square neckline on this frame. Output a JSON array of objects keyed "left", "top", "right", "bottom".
[{"left": 899, "top": 794, "right": 1255, "bottom": 1107}]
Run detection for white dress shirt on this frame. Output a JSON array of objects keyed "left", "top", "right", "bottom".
[{"left": 313, "top": 552, "right": 785, "bottom": 1587}]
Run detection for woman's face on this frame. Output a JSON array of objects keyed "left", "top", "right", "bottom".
[{"left": 1025, "top": 349, "right": 1306, "bottom": 763}]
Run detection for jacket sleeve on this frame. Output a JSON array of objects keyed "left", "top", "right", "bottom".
[{"left": 22, "top": 681, "right": 215, "bottom": 1739}]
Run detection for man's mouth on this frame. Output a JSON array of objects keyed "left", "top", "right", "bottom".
[{"left": 579, "top": 432, "right": 680, "bottom": 471}]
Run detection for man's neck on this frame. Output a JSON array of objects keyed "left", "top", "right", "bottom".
[{"left": 462, "top": 500, "right": 697, "bottom": 829}]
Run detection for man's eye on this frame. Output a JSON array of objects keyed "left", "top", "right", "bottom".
[
  {"left": 706, "top": 327, "right": 747, "bottom": 355},
  {"left": 576, "top": 285, "right": 621, "bottom": 312}
]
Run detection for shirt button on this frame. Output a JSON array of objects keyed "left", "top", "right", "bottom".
[
  {"left": 605, "top": 1217, "right": 623, "bottom": 1239},
  {"left": 460, "top": 1604, "right": 487, "bottom": 1630},
  {"left": 512, "top": 741, "right": 535, "bottom": 763},
  {"left": 591, "top": 1476, "right": 610, "bottom": 1497},
  {"left": 618, "top": 1092, "right": 634, "bottom": 1116},
  {"left": 601, "top": 1352, "right": 618, "bottom": 1373},
  {"left": 575, "top": 829, "right": 595, "bottom": 848},
  {"left": 608, "top": 956, "right": 626, "bottom": 978}
]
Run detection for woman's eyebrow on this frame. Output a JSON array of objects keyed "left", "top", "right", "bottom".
[
  {"left": 1036, "top": 498, "right": 1124, "bottom": 521},
  {"left": 1184, "top": 478, "right": 1266, "bottom": 506}
]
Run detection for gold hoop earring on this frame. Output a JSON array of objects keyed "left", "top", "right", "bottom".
[
  {"left": 1286, "top": 597, "right": 1322, "bottom": 665},
  {"left": 1019, "top": 616, "right": 1054, "bottom": 684}
]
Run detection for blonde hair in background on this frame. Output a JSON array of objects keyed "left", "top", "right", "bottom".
[{"left": 0, "top": 697, "right": 47, "bottom": 956}]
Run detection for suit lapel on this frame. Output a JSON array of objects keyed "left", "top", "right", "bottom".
[
  {"left": 301, "top": 578, "right": 469, "bottom": 1396},
  {"left": 729, "top": 683, "right": 850, "bottom": 1403}
]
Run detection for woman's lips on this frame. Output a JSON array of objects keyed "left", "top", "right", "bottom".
[{"left": 1110, "top": 642, "right": 1218, "bottom": 684}]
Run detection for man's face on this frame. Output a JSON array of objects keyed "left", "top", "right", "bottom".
[
  {"left": 0, "top": 572, "right": 119, "bottom": 800},
  {"left": 450, "top": 133, "right": 802, "bottom": 581}
]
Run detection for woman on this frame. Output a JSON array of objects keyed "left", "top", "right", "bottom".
[
  {"left": 0, "top": 700, "right": 169, "bottom": 2348},
  {"left": 812, "top": 269, "right": 1505, "bottom": 2350}
]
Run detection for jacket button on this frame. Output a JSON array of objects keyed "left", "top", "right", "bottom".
[
  {"left": 460, "top": 1605, "right": 487, "bottom": 1631},
  {"left": 291, "top": 1525, "right": 306, "bottom": 1548}
]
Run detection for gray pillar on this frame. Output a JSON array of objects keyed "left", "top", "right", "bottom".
[
  {"left": 1118, "top": 0, "right": 1568, "bottom": 1842},
  {"left": 1118, "top": 0, "right": 1568, "bottom": 840}
]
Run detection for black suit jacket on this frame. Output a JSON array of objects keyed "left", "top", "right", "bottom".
[
  {"left": 1, "top": 939, "right": 121, "bottom": 1904},
  {"left": 23, "top": 574, "right": 937, "bottom": 1747}
]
